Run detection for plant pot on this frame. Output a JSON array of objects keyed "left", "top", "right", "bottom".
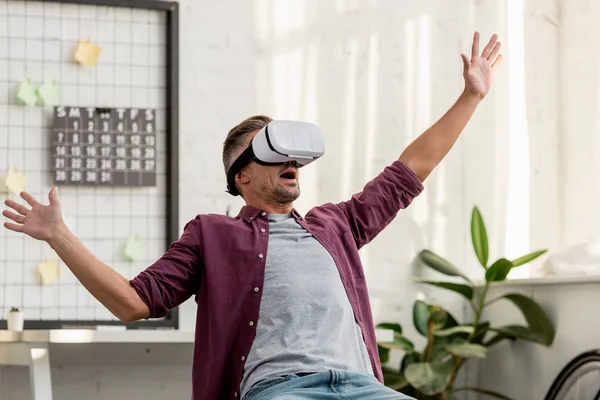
[{"left": 7, "top": 311, "right": 24, "bottom": 332}]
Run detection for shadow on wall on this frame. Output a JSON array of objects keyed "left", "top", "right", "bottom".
[{"left": 250, "top": 0, "right": 531, "bottom": 316}]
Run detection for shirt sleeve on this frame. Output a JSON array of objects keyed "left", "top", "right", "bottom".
[
  {"left": 336, "top": 160, "right": 424, "bottom": 250},
  {"left": 129, "top": 217, "right": 203, "bottom": 318}
]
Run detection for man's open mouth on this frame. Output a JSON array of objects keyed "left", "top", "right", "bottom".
[{"left": 279, "top": 168, "right": 297, "bottom": 180}]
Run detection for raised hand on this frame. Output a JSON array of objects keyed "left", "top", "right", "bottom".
[
  {"left": 461, "top": 32, "right": 503, "bottom": 100},
  {"left": 3, "top": 187, "right": 64, "bottom": 242}
]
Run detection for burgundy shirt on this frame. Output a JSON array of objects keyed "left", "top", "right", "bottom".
[{"left": 130, "top": 160, "right": 424, "bottom": 400}]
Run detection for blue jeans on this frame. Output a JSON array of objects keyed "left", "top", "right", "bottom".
[{"left": 243, "top": 370, "right": 415, "bottom": 400}]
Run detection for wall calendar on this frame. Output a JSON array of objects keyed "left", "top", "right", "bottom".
[{"left": 52, "top": 106, "right": 157, "bottom": 187}]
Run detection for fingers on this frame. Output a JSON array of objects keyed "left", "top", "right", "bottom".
[
  {"left": 21, "top": 191, "right": 40, "bottom": 208},
  {"left": 4, "top": 199, "right": 30, "bottom": 216},
  {"left": 488, "top": 41, "right": 502, "bottom": 61},
  {"left": 481, "top": 33, "right": 499, "bottom": 59},
  {"left": 2, "top": 210, "right": 25, "bottom": 224},
  {"left": 492, "top": 53, "right": 503, "bottom": 69},
  {"left": 3, "top": 222, "right": 23, "bottom": 233},
  {"left": 49, "top": 187, "right": 59, "bottom": 205},
  {"left": 461, "top": 54, "right": 470, "bottom": 71},
  {"left": 471, "top": 31, "right": 480, "bottom": 60}
]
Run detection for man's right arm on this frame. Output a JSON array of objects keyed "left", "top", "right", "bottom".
[
  {"left": 4, "top": 188, "right": 202, "bottom": 323},
  {"left": 49, "top": 224, "right": 149, "bottom": 322}
]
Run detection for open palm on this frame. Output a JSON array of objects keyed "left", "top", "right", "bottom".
[
  {"left": 3, "top": 188, "right": 64, "bottom": 242},
  {"left": 461, "top": 32, "right": 503, "bottom": 100}
]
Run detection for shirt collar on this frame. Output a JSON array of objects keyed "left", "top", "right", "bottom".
[{"left": 236, "top": 206, "right": 304, "bottom": 222}]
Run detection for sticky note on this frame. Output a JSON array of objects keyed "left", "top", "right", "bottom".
[
  {"left": 124, "top": 235, "right": 145, "bottom": 261},
  {"left": 74, "top": 39, "right": 102, "bottom": 66},
  {"left": 4, "top": 168, "right": 27, "bottom": 195},
  {"left": 37, "top": 259, "right": 61, "bottom": 285},
  {"left": 37, "top": 81, "right": 60, "bottom": 106},
  {"left": 16, "top": 80, "right": 38, "bottom": 106}
]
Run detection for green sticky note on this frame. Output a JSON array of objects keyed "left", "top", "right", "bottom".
[
  {"left": 37, "top": 81, "right": 60, "bottom": 106},
  {"left": 124, "top": 235, "right": 145, "bottom": 261},
  {"left": 16, "top": 80, "right": 38, "bottom": 106}
]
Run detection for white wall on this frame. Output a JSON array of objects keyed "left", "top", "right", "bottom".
[
  {"left": 1, "top": 0, "right": 572, "bottom": 398},
  {"left": 477, "top": 0, "right": 600, "bottom": 396}
]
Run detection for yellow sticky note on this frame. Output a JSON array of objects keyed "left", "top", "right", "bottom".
[
  {"left": 4, "top": 168, "right": 27, "bottom": 195},
  {"left": 124, "top": 235, "right": 145, "bottom": 261},
  {"left": 16, "top": 80, "right": 38, "bottom": 106},
  {"left": 37, "top": 81, "right": 60, "bottom": 106},
  {"left": 74, "top": 39, "right": 102, "bottom": 66},
  {"left": 37, "top": 259, "right": 61, "bottom": 285}
]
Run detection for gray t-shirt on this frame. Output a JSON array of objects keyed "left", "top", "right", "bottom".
[{"left": 240, "top": 213, "right": 373, "bottom": 397}]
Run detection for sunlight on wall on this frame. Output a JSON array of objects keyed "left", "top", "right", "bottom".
[
  {"left": 505, "top": 0, "right": 531, "bottom": 278},
  {"left": 365, "top": 34, "right": 379, "bottom": 181},
  {"left": 271, "top": 49, "right": 304, "bottom": 117},
  {"left": 406, "top": 16, "right": 432, "bottom": 230},
  {"left": 361, "top": 34, "right": 380, "bottom": 277},
  {"left": 341, "top": 40, "right": 358, "bottom": 200}
]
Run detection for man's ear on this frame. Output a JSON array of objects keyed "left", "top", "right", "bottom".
[{"left": 236, "top": 170, "right": 250, "bottom": 185}]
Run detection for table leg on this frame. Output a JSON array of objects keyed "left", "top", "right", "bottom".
[{"left": 28, "top": 345, "right": 52, "bottom": 400}]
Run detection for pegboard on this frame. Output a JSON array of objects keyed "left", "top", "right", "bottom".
[{"left": 0, "top": 0, "right": 180, "bottom": 329}]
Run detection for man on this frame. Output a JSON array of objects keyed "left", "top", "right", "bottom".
[{"left": 3, "top": 32, "right": 501, "bottom": 400}]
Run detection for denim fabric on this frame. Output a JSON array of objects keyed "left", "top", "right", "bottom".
[{"left": 243, "top": 370, "right": 415, "bottom": 400}]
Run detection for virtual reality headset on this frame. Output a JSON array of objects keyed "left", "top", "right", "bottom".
[{"left": 226, "top": 120, "right": 325, "bottom": 196}]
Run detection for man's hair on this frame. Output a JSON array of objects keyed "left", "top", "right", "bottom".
[{"left": 222, "top": 115, "right": 273, "bottom": 175}]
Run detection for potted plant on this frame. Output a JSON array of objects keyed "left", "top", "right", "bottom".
[
  {"left": 377, "top": 206, "right": 555, "bottom": 400},
  {"left": 7, "top": 307, "right": 24, "bottom": 332}
]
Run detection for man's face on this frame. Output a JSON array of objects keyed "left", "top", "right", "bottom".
[{"left": 237, "top": 130, "right": 301, "bottom": 204}]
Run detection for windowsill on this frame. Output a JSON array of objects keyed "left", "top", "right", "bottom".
[{"left": 473, "top": 274, "right": 600, "bottom": 288}]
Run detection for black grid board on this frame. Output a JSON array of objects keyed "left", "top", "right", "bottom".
[{"left": 0, "top": 0, "right": 179, "bottom": 329}]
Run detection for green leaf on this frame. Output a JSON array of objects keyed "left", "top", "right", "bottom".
[
  {"left": 471, "top": 321, "right": 491, "bottom": 344},
  {"left": 377, "top": 323, "right": 413, "bottom": 352},
  {"left": 486, "top": 325, "right": 546, "bottom": 346},
  {"left": 471, "top": 207, "right": 489, "bottom": 268},
  {"left": 378, "top": 332, "right": 415, "bottom": 353},
  {"left": 382, "top": 367, "right": 409, "bottom": 390},
  {"left": 429, "top": 306, "right": 448, "bottom": 331},
  {"left": 501, "top": 293, "right": 555, "bottom": 345},
  {"left": 378, "top": 345, "right": 390, "bottom": 363},
  {"left": 400, "top": 351, "right": 421, "bottom": 373},
  {"left": 445, "top": 341, "right": 488, "bottom": 359},
  {"left": 455, "top": 386, "right": 515, "bottom": 400},
  {"left": 418, "top": 250, "right": 471, "bottom": 283},
  {"left": 430, "top": 344, "right": 452, "bottom": 363},
  {"left": 376, "top": 322, "right": 403, "bottom": 334},
  {"left": 434, "top": 325, "right": 475, "bottom": 337},
  {"left": 415, "top": 280, "right": 474, "bottom": 300},
  {"left": 485, "top": 258, "right": 513, "bottom": 282},
  {"left": 404, "top": 361, "right": 453, "bottom": 395},
  {"left": 511, "top": 250, "right": 547, "bottom": 267},
  {"left": 413, "top": 300, "right": 431, "bottom": 336}
]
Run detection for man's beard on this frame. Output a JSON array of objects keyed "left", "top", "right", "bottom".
[{"left": 271, "top": 183, "right": 300, "bottom": 204}]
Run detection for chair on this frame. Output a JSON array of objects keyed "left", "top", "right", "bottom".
[{"left": 545, "top": 350, "right": 600, "bottom": 400}]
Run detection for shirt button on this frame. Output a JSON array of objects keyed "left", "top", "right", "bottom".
[
  {"left": 249, "top": 321, "right": 254, "bottom": 326},
  {"left": 258, "top": 254, "right": 264, "bottom": 259},
  {"left": 254, "top": 287, "right": 259, "bottom": 292},
  {"left": 260, "top": 228, "right": 265, "bottom": 233},
  {"left": 241, "top": 356, "right": 245, "bottom": 361},
  {"left": 261, "top": 211, "right": 266, "bottom": 216}
]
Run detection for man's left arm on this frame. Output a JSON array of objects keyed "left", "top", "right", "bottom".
[
  {"left": 399, "top": 32, "right": 502, "bottom": 181},
  {"left": 337, "top": 32, "right": 502, "bottom": 248}
]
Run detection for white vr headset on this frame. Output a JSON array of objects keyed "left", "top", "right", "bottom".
[{"left": 226, "top": 120, "right": 325, "bottom": 196}]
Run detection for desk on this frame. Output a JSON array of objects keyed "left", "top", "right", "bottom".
[
  {"left": 0, "top": 330, "right": 193, "bottom": 400},
  {"left": 0, "top": 329, "right": 392, "bottom": 399}
]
